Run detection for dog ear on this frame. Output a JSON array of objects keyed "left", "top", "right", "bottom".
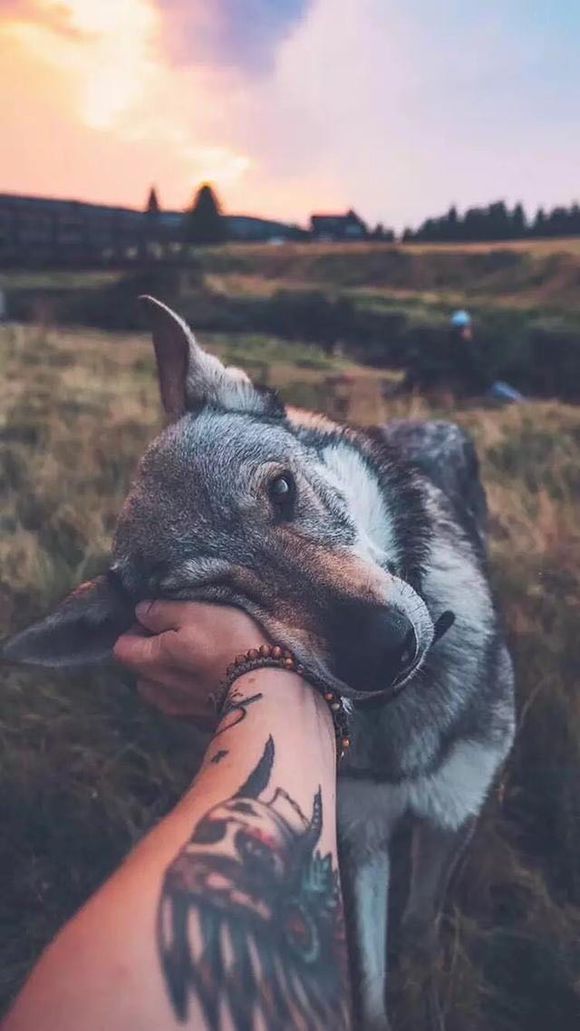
[
  {"left": 140, "top": 295, "right": 283, "bottom": 420},
  {"left": 2, "top": 576, "right": 133, "bottom": 667}
]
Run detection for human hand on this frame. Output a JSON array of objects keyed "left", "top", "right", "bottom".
[{"left": 113, "top": 601, "right": 269, "bottom": 723}]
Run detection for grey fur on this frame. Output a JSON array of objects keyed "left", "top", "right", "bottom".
[{"left": 4, "top": 300, "right": 515, "bottom": 1029}]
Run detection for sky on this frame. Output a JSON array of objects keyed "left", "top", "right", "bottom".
[{"left": 1, "top": 0, "right": 579, "bottom": 230}]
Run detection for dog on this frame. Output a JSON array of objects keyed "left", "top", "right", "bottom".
[{"left": 5, "top": 297, "right": 515, "bottom": 1029}]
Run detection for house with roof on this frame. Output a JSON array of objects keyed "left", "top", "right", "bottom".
[{"left": 309, "top": 209, "right": 368, "bottom": 242}]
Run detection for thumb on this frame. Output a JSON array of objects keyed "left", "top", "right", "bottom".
[{"left": 135, "top": 599, "right": 202, "bottom": 635}]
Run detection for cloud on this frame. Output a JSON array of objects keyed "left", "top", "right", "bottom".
[
  {"left": 0, "top": 0, "right": 91, "bottom": 39},
  {"left": 156, "top": 0, "right": 312, "bottom": 74},
  {"left": 1, "top": 0, "right": 579, "bottom": 229}
]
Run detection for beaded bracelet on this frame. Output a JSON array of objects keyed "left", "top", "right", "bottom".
[{"left": 217, "top": 643, "right": 351, "bottom": 761}]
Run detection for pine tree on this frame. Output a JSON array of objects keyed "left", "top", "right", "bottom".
[
  {"left": 146, "top": 186, "right": 160, "bottom": 214},
  {"left": 183, "top": 184, "right": 226, "bottom": 245},
  {"left": 511, "top": 202, "right": 526, "bottom": 238},
  {"left": 533, "top": 207, "right": 547, "bottom": 237},
  {"left": 447, "top": 205, "right": 459, "bottom": 241}
]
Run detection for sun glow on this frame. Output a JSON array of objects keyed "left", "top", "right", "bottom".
[
  {"left": 2, "top": 0, "right": 251, "bottom": 202},
  {"left": 7, "top": 0, "right": 159, "bottom": 130}
]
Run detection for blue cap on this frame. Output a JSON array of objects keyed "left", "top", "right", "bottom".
[{"left": 451, "top": 309, "right": 472, "bottom": 328}]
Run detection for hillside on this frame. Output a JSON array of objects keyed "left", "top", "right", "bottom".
[
  {"left": 4, "top": 236, "right": 580, "bottom": 317},
  {"left": 1, "top": 322, "right": 580, "bottom": 1028},
  {"left": 198, "top": 238, "right": 580, "bottom": 316}
]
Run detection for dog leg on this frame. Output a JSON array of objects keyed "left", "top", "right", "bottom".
[
  {"left": 399, "top": 816, "right": 475, "bottom": 1031},
  {"left": 347, "top": 848, "right": 391, "bottom": 1031},
  {"left": 401, "top": 815, "right": 475, "bottom": 946}
]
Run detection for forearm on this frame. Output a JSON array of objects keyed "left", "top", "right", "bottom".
[{"left": 4, "top": 672, "right": 351, "bottom": 1031}]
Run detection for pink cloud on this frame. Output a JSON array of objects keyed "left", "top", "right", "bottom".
[
  {"left": 0, "top": 0, "right": 578, "bottom": 230},
  {"left": 0, "top": 0, "right": 91, "bottom": 39},
  {"left": 154, "top": 0, "right": 312, "bottom": 74}
]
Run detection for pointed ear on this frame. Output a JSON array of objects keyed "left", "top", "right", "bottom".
[
  {"left": 3, "top": 576, "right": 133, "bottom": 668},
  {"left": 139, "top": 295, "right": 283, "bottom": 419}
]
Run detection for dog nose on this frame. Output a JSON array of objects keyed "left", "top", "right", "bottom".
[
  {"left": 331, "top": 602, "right": 419, "bottom": 692},
  {"left": 366, "top": 605, "right": 417, "bottom": 685}
]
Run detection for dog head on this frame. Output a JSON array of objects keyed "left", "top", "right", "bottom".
[{"left": 4, "top": 298, "right": 436, "bottom": 700}]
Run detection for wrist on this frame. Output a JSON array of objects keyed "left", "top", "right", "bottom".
[
  {"left": 233, "top": 667, "right": 327, "bottom": 713},
  {"left": 215, "top": 645, "right": 350, "bottom": 762},
  {"left": 222, "top": 668, "right": 337, "bottom": 758}
]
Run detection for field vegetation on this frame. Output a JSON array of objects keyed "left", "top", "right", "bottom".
[
  {"left": 1, "top": 248, "right": 580, "bottom": 1028},
  {"left": 4, "top": 238, "right": 580, "bottom": 402}
]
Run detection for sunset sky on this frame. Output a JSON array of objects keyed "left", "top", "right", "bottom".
[{"left": 1, "top": 0, "right": 579, "bottom": 229}]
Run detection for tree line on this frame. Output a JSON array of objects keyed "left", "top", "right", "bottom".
[
  {"left": 402, "top": 200, "right": 580, "bottom": 243},
  {"left": 148, "top": 184, "right": 580, "bottom": 245}
]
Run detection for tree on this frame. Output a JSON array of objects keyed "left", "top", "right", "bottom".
[
  {"left": 511, "top": 202, "right": 526, "bottom": 238},
  {"left": 532, "top": 207, "right": 546, "bottom": 237},
  {"left": 447, "top": 205, "right": 459, "bottom": 241},
  {"left": 183, "top": 183, "right": 226, "bottom": 245},
  {"left": 146, "top": 186, "right": 160, "bottom": 214},
  {"left": 486, "top": 201, "right": 510, "bottom": 240}
]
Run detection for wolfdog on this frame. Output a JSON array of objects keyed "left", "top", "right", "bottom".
[{"left": 5, "top": 298, "right": 515, "bottom": 1029}]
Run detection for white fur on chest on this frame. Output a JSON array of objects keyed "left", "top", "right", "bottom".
[{"left": 338, "top": 738, "right": 505, "bottom": 855}]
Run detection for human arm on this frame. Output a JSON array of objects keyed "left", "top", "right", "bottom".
[{"left": 3, "top": 605, "right": 351, "bottom": 1031}]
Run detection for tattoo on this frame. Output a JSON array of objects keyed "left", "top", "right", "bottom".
[
  {"left": 158, "top": 737, "right": 350, "bottom": 1030},
  {"left": 209, "top": 749, "right": 228, "bottom": 765},
  {"left": 213, "top": 689, "right": 263, "bottom": 739}
]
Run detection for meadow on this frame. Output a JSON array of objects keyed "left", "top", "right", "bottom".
[{"left": 1, "top": 247, "right": 580, "bottom": 1028}]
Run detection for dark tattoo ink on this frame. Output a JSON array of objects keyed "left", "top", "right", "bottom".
[
  {"left": 209, "top": 749, "right": 228, "bottom": 765},
  {"left": 213, "top": 689, "right": 263, "bottom": 739},
  {"left": 158, "top": 737, "right": 350, "bottom": 1030}
]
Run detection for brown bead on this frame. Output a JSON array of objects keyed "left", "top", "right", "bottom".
[
  {"left": 271, "top": 645, "right": 282, "bottom": 659},
  {"left": 247, "top": 648, "right": 259, "bottom": 660},
  {"left": 259, "top": 644, "right": 271, "bottom": 657},
  {"left": 324, "top": 692, "right": 334, "bottom": 702},
  {"left": 284, "top": 657, "right": 295, "bottom": 669},
  {"left": 342, "top": 737, "right": 351, "bottom": 748},
  {"left": 235, "top": 654, "right": 246, "bottom": 665}
]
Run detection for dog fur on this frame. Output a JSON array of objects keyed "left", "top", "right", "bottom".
[{"left": 5, "top": 298, "right": 515, "bottom": 1029}]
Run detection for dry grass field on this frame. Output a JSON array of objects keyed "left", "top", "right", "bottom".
[
  {"left": 1, "top": 320, "right": 580, "bottom": 1028},
  {"left": 198, "top": 238, "right": 580, "bottom": 316}
]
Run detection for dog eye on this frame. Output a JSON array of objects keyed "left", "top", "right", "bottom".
[{"left": 268, "top": 473, "right": 296, "bottom": 517}]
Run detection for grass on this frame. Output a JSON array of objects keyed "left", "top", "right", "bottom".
[
  {"left": 5, "top": 236, "right": 580, "bottom": 328},
  {"left": 1, "top": 322, "right": 580, "bottom": 1027},
  {"left": 197, "top": 239, "right": 580, "bottom": 317}
]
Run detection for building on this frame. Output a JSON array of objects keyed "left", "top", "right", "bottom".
[
  {"left": 0, "top": 192, "right": 308, "bottom": 267},
  {"left": 310, "top": 209, "right": 368, "bottom": 242},
  {"left": 0, "top": 193, "right": 150, "bottom": 267},
  {"left": 225, "top": 215, "right": 306, "bottom": 243},
  {"left": 0, "top": 191, "right": 373, "bottom": 267}
]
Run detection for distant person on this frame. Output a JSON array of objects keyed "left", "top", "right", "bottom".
[
  {"left": 448, "top": 310, "right": 486, "bottom": 395},
  {"left": 450, "top": 309, "right": 473, "bottom": 336},
  {"left": 449, "top": 310, "right": 525, "bottom": 403}
]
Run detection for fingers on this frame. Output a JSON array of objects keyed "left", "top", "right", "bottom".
[
  {"left": 135, "top": 599, "right": 188, "bottom": 635},
  {"left": 135, "top": 599, "right": 228, "bottom": 635},
  {"left": 135, "top": 599, "right": 265, "bottom": 644},
  {"left": 113, "top": 629, "right": 171, "bottom": 672}
]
